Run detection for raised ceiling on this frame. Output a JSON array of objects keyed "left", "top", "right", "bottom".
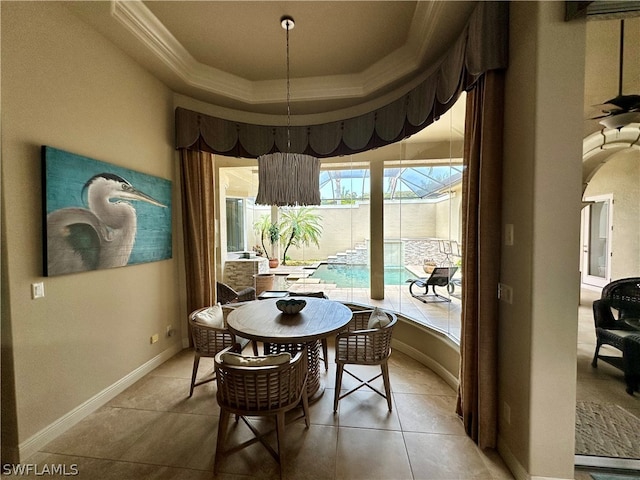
[
  {"left": 66, "top": 1, "right": 477, "bottom": 116},
  {"left": 65, "top": 1, "right": 640, "bottom": 149}
]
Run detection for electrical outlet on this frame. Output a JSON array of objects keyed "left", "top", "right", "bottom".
[
  {"left": 31, "top": 282, "right": 45, "bottom": 299},
  {"left": 150, "top": 333, "right": 159, "bottom": 344}
]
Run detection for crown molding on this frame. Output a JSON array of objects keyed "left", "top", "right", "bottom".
[{"left": 111, "top": 0, "right": 430, "bottom": 107}]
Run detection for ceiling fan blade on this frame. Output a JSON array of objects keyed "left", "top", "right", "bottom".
[
  {"left": 588, "top": 113, "right": 612, "bottom": 120},
  {"left": 601, "top": 94, "right": 640, "bottom": 110}
]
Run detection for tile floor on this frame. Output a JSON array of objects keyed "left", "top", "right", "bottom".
[
  {"left": 21, "top": 341, "right": 514, "bottom": 480},
  {"left": 15, "top": 286, "right": 637, "bottom": 479}
]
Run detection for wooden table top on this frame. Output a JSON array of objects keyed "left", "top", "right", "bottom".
[{"left": 226, "top": 297, "right": 352, "bottom": 344}]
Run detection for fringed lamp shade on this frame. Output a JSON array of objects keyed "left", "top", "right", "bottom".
[{"left": 255, "top": 152, "right": 320, "bottom": 206}]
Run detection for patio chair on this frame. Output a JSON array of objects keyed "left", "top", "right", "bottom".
[
  {"left": 216, "top": 281, "right": 256, "bottom": 305},
  {"left": 408, "top": 266, "right": 458, "bottom": 303},
  {"left": 592, "top": 277, "right": 640, "bottom": 394},
  {"left": 333, "top": 308, "right": 397, "bottom": 412},
  {"left": 187, "top": 305, "right": 251, "bottom": 397},
  {"left": 213, "top": 347, "right": 309, "bottom": 476}
]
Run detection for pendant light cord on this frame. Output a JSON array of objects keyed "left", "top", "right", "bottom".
[{"left": 285, "top": 19, "right": 292, "bottom": 153}]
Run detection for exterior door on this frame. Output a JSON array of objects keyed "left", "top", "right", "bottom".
[{"left": 581, "top": 194, "right": 612, "bottom": 288}]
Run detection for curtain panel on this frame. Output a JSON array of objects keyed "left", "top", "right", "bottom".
[
  {"left": 175, "top": 1, "right": 508, "bottom": 159},
  {"left": 456, "top": 70, "right": 505, "bottom": 449},
  {"left": 180, "top": 150, "right": 216, "bottom": 318}
]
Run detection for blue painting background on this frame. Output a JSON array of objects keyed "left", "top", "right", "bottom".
[{"left": 43, "top": 146, "right": 172, "bottom": 268}]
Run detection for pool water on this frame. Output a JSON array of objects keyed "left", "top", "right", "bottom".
[{"left": 309, "top": 264, "right": 414, "bottom": 288}]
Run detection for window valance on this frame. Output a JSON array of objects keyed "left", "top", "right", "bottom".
[{"left": 175, "top": 1, "right": 508, "bottom": 159}]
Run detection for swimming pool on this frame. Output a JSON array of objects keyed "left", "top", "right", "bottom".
[{"left": 309, "top": 264, "right": 414, "bottom": 288}]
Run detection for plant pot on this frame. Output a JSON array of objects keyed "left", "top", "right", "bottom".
[
  {"left": 269, "top": 258, "right": 280, "bottom": 268},
  {"left": 423, "top": 264, "right": 436, "bottom": 274},
  {"left": 253, "top": 273, "right": 275, "bottom": 295}
]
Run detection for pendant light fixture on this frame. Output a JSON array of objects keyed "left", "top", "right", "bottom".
[{"left": 256, "top": 16, "right": 321, "bottom": 206}]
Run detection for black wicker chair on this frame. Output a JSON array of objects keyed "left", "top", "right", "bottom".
[{"left": 591, "top": 277, "right": 640, "bottom": 394}]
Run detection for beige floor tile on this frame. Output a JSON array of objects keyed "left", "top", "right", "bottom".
[
  {"left": 389, "top": 352, "right": 456, "bottom": 396},
  {"left": 281, "top": 423, "right": 338, "bottom": 480},
  {"left": 394, "top": 393, "right": 465, "bottom": 435},
  {"left": 404, "top": 431, "right": 494, "bottom": 480},
  {"left": 335, "top": 427, "right": 413, "bottom": 480},
  {"left": 150, "top": 349, "right": 198, "bottom": 379},
  {"left": 108, "top": 374, "right": 220, "bottom": 415},
  {"left": 212, "top": 419, "right": 290, "bottom": 479},
  {"left": 119, "top": 411, "right": 217, "bottom": 469},
  {"left": 333, "top": 390, "right": 401, "bottom": 430},
  {"left": 303, "top": 387, "right": 340, "bottom": 427},
  {"left": 13, "top": 452, "right": 214, "bottom": 480},
  {"left": 41, "top": 407, "right": 162, "bottom": 460}
]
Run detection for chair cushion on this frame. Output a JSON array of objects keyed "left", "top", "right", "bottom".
[
  {"left": 194, "top": 304, "right": 224, "bottom": 328},
  {"left": 368, "top": 307, "right": 391, "bottom": 329},
  {"left": 220, "top": 351, "right": 291, "bottom": 367}
]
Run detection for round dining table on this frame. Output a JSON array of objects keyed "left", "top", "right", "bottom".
[{"left": 226, "top": 297, "right": 353, "bottom": 401}]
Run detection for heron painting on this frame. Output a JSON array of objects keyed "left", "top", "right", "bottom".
[{"left": 42, "top": 146, "right": 172, "bottom": 276}]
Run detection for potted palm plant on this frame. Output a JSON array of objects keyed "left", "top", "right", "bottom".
[
  {"left": 267, "top": 222, "right": 280, "bottom": 268},
  {"left": 253, "top": 215, "right": 280, "bottom": 268},
  {"left": 279, "top": 207, "right": 323, "bottom": 266}
]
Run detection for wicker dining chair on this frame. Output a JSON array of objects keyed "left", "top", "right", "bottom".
[
  {"left": 188, "top": 306, "right": 250, "bottom": 397},
  {"left": 216, "top": 281, "right": 256, "bottom": 304},
  {"left": 213, "top": 347, "right": 310, "bottom": 476},
  {"left": 333, "top": 309, "right": 397, "bottom": 412}
]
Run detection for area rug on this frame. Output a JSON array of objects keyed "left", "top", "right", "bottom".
[{"left": 576, "top": 401, "right": 640, "bottom": 459}]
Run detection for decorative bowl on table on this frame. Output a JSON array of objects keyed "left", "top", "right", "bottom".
[{"left": 276, "top": 299, "right": 306, "bottom": 314}]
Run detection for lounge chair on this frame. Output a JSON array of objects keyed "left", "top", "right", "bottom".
[{"left": 409, "top": 266, "right": 458, "bottom": 303}]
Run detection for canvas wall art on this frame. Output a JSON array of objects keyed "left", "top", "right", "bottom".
[{"left": 42, "top": 146, "right": 172, "bottom": 276}]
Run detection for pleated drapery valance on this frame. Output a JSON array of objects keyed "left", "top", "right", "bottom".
[{"left": 175, "top": 1, "right": 508, "bottom": 159}]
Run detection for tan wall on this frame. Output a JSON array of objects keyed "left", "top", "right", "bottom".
[
  {"left": 1, "top": 2, "right": 182, "bottom": 453},
  {"left": 243, "top": 199, "right": 459, "bottom": 262},
  {"left": 500, "top": 2, "right": 583, "bottom": 478},
  {"left": 583, "top": 149, "right": 640, "bottom": 279}
]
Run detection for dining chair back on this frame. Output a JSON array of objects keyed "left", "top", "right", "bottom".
[
  {"left": 333, "top": 309, "right": 397, "bottom": 412},
  {"left": 213, "top": 347, "right": 310, "bottom": 476},
  {"left": 187, "top": 306, "right": 250, "bottom": 397}
]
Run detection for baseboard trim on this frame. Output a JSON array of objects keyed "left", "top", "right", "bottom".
[
  {"left": 18, "top": 343, "right": 183, "bottom": 461},
  {"left": 497, "top": 435, "right": 529, "bottom": 480},
  {"left": 392, "top": 339, "right": 459, "bottom": 391}
]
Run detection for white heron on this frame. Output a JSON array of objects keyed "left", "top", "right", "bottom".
[{"left": 46, "top": 173, "right": 166, "bottom": 275}]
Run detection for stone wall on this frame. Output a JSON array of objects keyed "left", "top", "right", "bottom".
[
  {"left": 223, "top": 257, "right": 269, "bottom": 290},
  {"left": 326, "top": 238, "right": 460, "bottom": 267}
]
